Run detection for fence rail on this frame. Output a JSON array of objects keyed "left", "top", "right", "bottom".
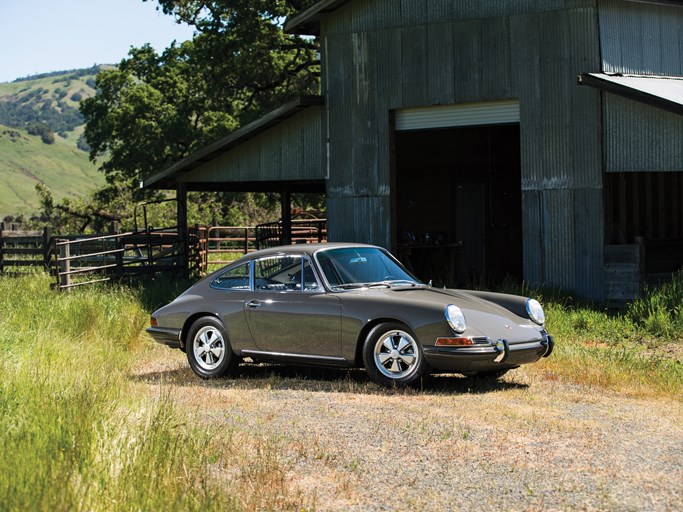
[
  {"left": 1, "top": 217, "right": 327, "bottom": 289},
  {"left": 0, "top": 225, "right": 53, "bottom": 273},
  {"left": 54, "top": 229, "right": 189, "bottom": 290}
]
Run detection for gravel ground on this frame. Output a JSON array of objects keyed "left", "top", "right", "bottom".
[{"left": 135, "top": 351, "right": 683, "bottom": 511}]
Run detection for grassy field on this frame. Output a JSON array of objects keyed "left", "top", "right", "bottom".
[
  {"left": 0, "top": 272, "right": 681, "bottom": 510},
  {"left": 0, "top": 125, "right": 104, "bottom": 216},
  {"left": 0, "top": 70, "right": 105, "bottom": 217}
]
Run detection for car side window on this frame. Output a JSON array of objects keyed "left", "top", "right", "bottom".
[
  {"left": 254, "top": 255, "right": 320, "bottom": 292},
  {"left": 210, "top": 263, "right": 250, "bottom": 290},
  {"left": 302, "top": 260, "right": 319, "bottom": 291}
]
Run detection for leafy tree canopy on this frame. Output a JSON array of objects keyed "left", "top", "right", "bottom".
[{"left": 81, "top": 0, "right": 320, "bottom": 193}]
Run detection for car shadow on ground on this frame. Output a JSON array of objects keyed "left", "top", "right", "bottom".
[{"left": 134, "top": 362, "right": 528, "bottom": 395}]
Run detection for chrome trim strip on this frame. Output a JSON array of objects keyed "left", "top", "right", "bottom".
[
  {"left": 241, "top": 349, "right": 346, "bottom": 362},
  {"left": 509, "top": 341, "right": 544, "bottom": 351},
  {"left": 424, "top": 340, "right": 545, "bottom": 356}
]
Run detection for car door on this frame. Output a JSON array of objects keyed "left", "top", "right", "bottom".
[
  {"left": 245, "top": 255, "right": 342, "bottom": 357},
  {"left": 207, "top": 261, "right": 256, "bottom": 352}
]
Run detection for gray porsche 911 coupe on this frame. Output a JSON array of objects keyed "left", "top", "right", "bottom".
[{"left": 147, "top": 243, "right": 553, "bottom": 387}]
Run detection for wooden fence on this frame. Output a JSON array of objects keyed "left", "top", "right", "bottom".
[
  {"left": 0, "top": 225, "right": 53, "bottom": 273},
  {"left": 0, "top": 217, "right": 327, "bottom": 289},
  {"left": 54, "top": 228, "right": 196, "bottom": 290}
]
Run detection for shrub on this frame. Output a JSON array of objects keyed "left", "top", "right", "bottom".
[
  {"left": 626, "top": 271, "right": 683, "bottom": 340},
  {"left": 26, "top": 123, "right": 55, "bottom": 144}
]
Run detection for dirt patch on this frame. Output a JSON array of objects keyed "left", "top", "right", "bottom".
[{"left": 133, "top": 348, "right": 683, "bottom": 511}]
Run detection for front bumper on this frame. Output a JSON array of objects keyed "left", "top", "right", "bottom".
[
  {"left": 423, "top": 333, "right": 554, "bottom": 373},
  {"left": 146, "top": 326, "right": 182, "bottom": 349}
]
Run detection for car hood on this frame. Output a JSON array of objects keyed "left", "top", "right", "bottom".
[{"left": 342, "top": 286, "right": 543, "bottom": 342}]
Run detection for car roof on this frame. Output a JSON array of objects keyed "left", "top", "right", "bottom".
[{"left": 227, "top": 242, "right": 379, "bottom": 265}]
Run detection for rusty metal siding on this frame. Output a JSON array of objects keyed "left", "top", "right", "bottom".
[
  {"left": 600, "top": 0, "right": 683, "bottom": 76},
  {"left": 321, "top": 0, "right": 595, "bottom": 35},
  {"left": 599, "top": 0, "right": 683, "bottom": 76},
  {"left": 512, "top": 8, "right": 602, "bottom": 191},
  {"left": 604, "top": 93, "right": 683, "bottom": 173},
  {"left": 453, "top": 20, "right": 484, "bottom": 103},
  {"left": 481, "top": 17, "right": 512, "bottom": 100},
  {"left": 512, "top": 8, "right": 603, "bottom": 299},
  {"left": 321, "top": 2, "right": 605, "bottom": 299},
  {"left": 427, "top": 23, "right": 454, "bottom": 105},
  {"left": 181, "top": 107, "right": 324, "bottom": 184},
  {"left": 523, "top": 188, "right": 603, "bottom": 298},
  {"left": 400, "top": 25, "right": 428, "bottom": 108},
  {"left": 400, "top": 0, "right": 428, "bottom": 25},
  {"left": 327, "top": 195, "right": 391, "bottom": 248}
]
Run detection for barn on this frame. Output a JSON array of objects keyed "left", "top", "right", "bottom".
[{"left": 143, "top": 0, "right": 683, "bottom": 303}]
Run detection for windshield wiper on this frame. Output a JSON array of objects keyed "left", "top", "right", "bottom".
[
  {"left": 367, "top": 280, "right": 419, "bottom": 288},
  {"left": 334, "top": 283, "right": 367, "bottom": 290}
]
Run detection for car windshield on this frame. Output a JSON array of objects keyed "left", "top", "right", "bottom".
[{"left": 315, "top": 247, "right": 421, "bottom": 290}]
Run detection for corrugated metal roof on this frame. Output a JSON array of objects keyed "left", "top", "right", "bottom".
[
  {"left": 578, "top": 73, "right": 683, "bottom": 115},
  {"left": 143, "top": 96, "right": 324, "bottom": 189},
  {"left": 284, "top": 0, "right": 350, "bottom": 35}
]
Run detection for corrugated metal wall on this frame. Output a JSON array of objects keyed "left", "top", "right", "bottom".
[
  {"left": 321, "top": 0, "right": 605, "bottom": 298},
  {"left": 180, "top": 107, "right": 325, "bottom": 184},
  {"left": 600, "top": 0, "right": 683, "bottom": 178},
  {"left": 599, "top": 0, "right": 683, "bottom": 76},
  {"left": 604, "top": 93, "right": 683, "bottom": 173}
]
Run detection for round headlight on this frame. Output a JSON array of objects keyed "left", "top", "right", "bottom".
[
  {"left": 445, "top": 304, "right": 467, "bottom": 333},
  {"left": 526, "top": 298, "right": 545, "bottom": 325}
]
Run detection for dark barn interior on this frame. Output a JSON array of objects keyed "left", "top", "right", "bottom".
[
  {"left": 394, "top": 124, "right": 522, "bottom": 287},
  {"left": 604, "top": 171, "right": 683, "bottom": 280}
]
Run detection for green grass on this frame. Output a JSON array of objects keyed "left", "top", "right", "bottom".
[
  {"left": 0, "top": 271, "right": 681, "bottom": 509},
  {"left": 0, "top": 124, "right": 104, "bottom": 217},
  {"left": 529, "top": 273, "right": 683, "bottom": 399},
  {"left": 0, "top": 274, "right": 241, "bottom": 511},
  {"left": 0, "top": 69, "right": 105, "bottom": 217}
]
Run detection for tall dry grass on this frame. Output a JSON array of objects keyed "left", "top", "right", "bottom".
[{"left": 0, "top": 274, "right": 248, "bottom": 511}]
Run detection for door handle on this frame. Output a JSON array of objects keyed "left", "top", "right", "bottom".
[{"left": 246, "top": 300, "right": 261, "bottom": 309}]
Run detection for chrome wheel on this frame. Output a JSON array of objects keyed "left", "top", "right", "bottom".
[
  {"left": 373, "top": 329, "right": 420, "bottom": 380},
  {"left": 192, "top": 325, "right": 225, "bottom": 371}
]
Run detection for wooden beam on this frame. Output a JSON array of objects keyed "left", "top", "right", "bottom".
[
  {"left": 281, "top": 187, "right": 292, "bottom": 246},
  {"left": 177, "top": 183, "right": 189, "bottom": 277}
]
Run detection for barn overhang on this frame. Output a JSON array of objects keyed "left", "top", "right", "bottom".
[
  {"left": 284, "top": 0, "right": 349, "bottom": 35},
  {"left": 578, "top": 73, "right": 683, "bottom": 116},
  {"left": 143, "top": 95, "right": 325, "bottom": 192}
]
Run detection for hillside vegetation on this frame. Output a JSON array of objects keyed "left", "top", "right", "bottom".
[{"left": 0, "top": 67, "right": 107, "bottom": 217}]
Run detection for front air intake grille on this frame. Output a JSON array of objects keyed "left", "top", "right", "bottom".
[{"left": 471, "top": 337, "right": 490, "bottom": 345}]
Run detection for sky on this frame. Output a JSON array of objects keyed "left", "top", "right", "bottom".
[{"left": 0, "top": 0, "right": 196, "bottom": 83}]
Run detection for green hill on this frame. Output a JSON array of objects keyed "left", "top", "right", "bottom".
[
  {"left": 0, "top": 125, "right": 105, "bottom": 216},
  {"left": 0, "top": 67, "right": 109, "bottom": 217}
]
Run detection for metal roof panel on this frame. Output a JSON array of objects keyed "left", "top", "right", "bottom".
[{"left": 579, "top": 73, "right": 683, "bottom": 115}]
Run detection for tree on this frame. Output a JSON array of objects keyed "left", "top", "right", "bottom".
[
  {"left": 26, "top": 123, "right": 55, "bottom": 144},
  {"left": 81, "top": 0, "right": 320, "bottom": 193}
]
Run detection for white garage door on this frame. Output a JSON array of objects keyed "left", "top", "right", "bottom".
[{"left": 395, "top": 99, "right": 520, "bottom": 131}]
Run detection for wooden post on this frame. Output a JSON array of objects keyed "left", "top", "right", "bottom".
[
  {"left": 59, "top": 240, "right": 71, "bottom": 290},
  {"left": 115, "top": 234, "right": 124, "bottom": 279},
  {"left": 0, "top": 224, "right": 4, "bottom": 274},
  {"left": 177, "top": 183, "right": 189, "bottom": 277},
  {"left": 42, "top": 227, "right": 51, "bottom": 271},
  {"left": 281, "top": 187, "right": 292, "bottom": 246}
]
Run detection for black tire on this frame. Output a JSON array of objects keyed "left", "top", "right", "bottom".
[
  {"left": 186, "top": 316, "right": 237, "bottom": 379},
  {"left": 362, "top": 322, "right": 429, "bottom": 388}
]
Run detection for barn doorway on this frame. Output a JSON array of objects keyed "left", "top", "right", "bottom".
[{"left": 393, "top": 123, "right": 522, "bottom": 287}]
